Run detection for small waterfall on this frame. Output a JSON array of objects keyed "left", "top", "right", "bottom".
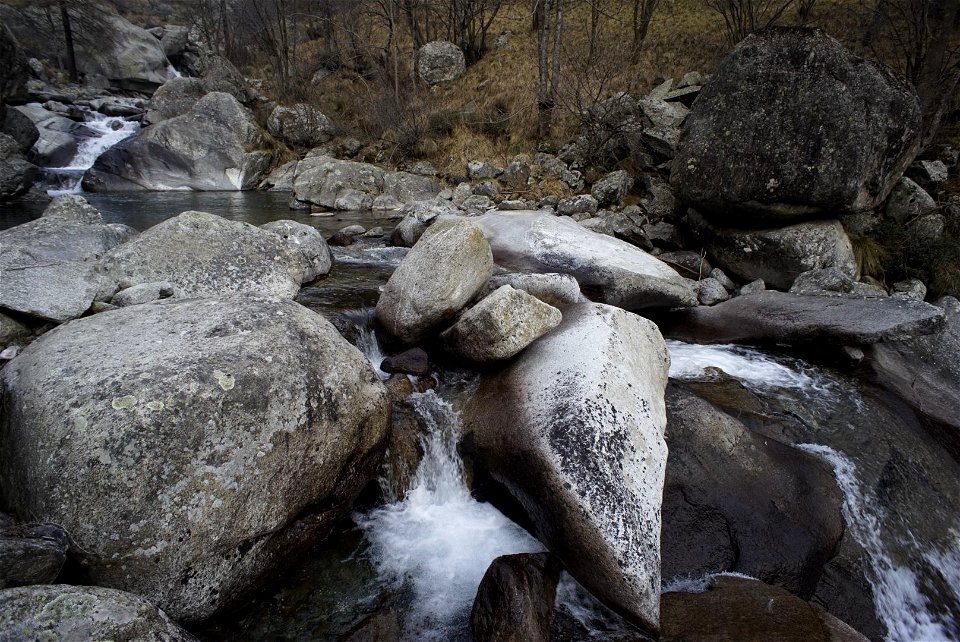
[
  {"left": 343, "top": 308, "right": 388, "bottom": 378},
  {"left": 355, "top": 391, "right": 543, "bottom": 640},
  {"left": 800, "top": 444, "right": 960, "bottom": 642},
  {"left": 44, "top": 106, "right": 140, "bottom": 196}
]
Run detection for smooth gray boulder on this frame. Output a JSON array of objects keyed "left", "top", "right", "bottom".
[
  {"left": 13, "top": 103, "right": 88, "bottom": 167},
  {"left": 84, "top": 92, "right": 274, "bottom": 191},
  {"left": 474, "top": 212, "right": 697, "bottom": 309},
  {"left": 688, "top": 210, "right": 857, "bottom": 290},
  {"left": 0, "top": 204, "right": 135, "bottom": 322},
  {"left": 591, "top": 170, "right": 634, "bottom": 207},
  {"left": 671, "top": 28, "right": 921, "bottom": 224},
  {"left": 417, "top": 41, "right": 466, "bottom": 85},
  {"left": 41, "top": 194, "right": 104, "bottom": 223},
  {"left": 884, "top": 176, "right": 936, "bottom": 224},
  {"left": 110, "top": 281, "right": 174, "bottom": 307},
  {"left": 376, "top": 219, "right": 493, "bottom": 343},
  {"left": 462, "top": 303, "right": 669, "bottom": 634},
  {"left": 0, "top": 585, "right": 197, "bottom": 641},
  {"left": 267, "top": 103, "right": 334, "bottom": 148},
  {"left": 557, "top": 194, "right": 599, "bottom": 217},
  {"left": 870, "top": 296, "right": 960, "bottom": 432},
  {"left": 0, "top": 522, "right": 68, "bottom": 588},
  {"left": 0, "top": 132, "right": 36, "bottom": 201},
  {"left": 0, "top": 294, "right": 390, "bottom": 621},
  {"left": 98, "top": 211, "right": 305, "bottom": 299},
  {"left": 260, "top": 160, "right": 298, "bottom": 191},
  {"left": 666, "top": 291, "right": 946, "bottom": 346},
  {"left": 695, "top": 277, "right": 729, "bottom": 305},
  {"left": 482, "top": 272, "right": 583, "bottom": 307},
  {"left": 441, "top": 285, "right": 562, "bottom": 362},
  {"left": 789, "top": 267, "right": 857, "bottom": 295},
  {"left": 260, "top": 219, "right": 333, "bottom": 283},
  {"left": 293, "top": 155, "right": 383, "bottom": 209}
]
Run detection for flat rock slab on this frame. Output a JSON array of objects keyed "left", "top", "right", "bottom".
[
  {"left": 474, "top": 212, "right": 696, "bottom": 310},
  {"left": 665, "top": 291, "right": 945, "bottom": 346}
]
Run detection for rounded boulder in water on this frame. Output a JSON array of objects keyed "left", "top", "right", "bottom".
[{"left": 0, "top": 293, "right": 390, "bottom": 621}]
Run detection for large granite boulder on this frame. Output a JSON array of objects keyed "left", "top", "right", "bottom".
[
  {"left": 0, "top": 133, "right": 37, "bottom": 201},
  {"left": 663, "top": 383, "right": 844, "bottom": 596},
  {"left": 441, "top": 285, "right": 562, "bottom": 362},
  {"left": 98, "top": 211, "right": 306, "bottom": 299},
  {"left": 84, "top": 92, "right": 274, "bottom": 191},
  {"left": 0, "top": 198, "right": 136, "bottom": 322},
  {"left": 665, "top": 291, "right": 946, "bottom": 346},
  {"left": 462, "top": 303, "right": 669, "bottom": 634},
  {"left": 14, "top": 103, "right": 93, "bottom": 168},
  {"left": 474, "top": 212, "right": 697, "bottom": 309},
  {"left": 0, "top": 585, "right": 197, "bottom": 641},
  {"left": 671, "top": 28, "right": 921, "bottom": 224},
  {"left": 390, "top": 199, "right": 461, "bottom": 247},
  {"left": 0, "top": 3, "right": 173, "bottom": 90},
  {"left": 376, "top": 219, "right": 493, "bottom": 343},
  {"left": 143, "top": 76, "right": 207, "bottom": 124},
  {"left": 267, "top": 103, "right": 335, "bottom": 148},
  {"left": 687, "top": 210, "right": 857, "bottom": 290},
  {"left": 0, "top": 294, "right": 390, "bottom": 621},
  {"left": 869, "top": 296, "right": 960, "bottom": 432},
  {"left": 416, "top": 41, "right": 466, "bottom": 85}
]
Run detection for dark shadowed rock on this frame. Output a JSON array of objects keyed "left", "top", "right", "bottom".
[
  {"left": 0, "top": 294, "right": 390, "bottom": 621},
  {"left": 462, "top": 303, "right": 669, "bottom": 634},
  {"left": 665, "top": 291, "right": 945, "bottom": 346},
  {"left": 0, "top": 522, "right": 68, "bottom": 588},
  {"left": 687, "top": 210, "right": 857, "bottom": 290},
  {"left": 672, "top": 28, "right": 921, "bottom": 224},
  {"left": 661, "top": 576, "right": 868, "bottom": 642},
  {"left": 0, "top": 585, "right": 197, "bottom": 641},
  {"left": 471, "top": 553, "right": 561, "bottom": 642},
  {"left": 474, "top": 212, "right": 697, "bottom": 310},
  {"left": 663, "top": 383, "right": 844, "bottom": 596},
  {"left": 98, "top": 211, "right": 306, "bottom": 299},
  {"left": 381, "top": 348, "right": 431, "bottom": 376},
  {"left": 0, "top": 133, "right": 36, "bottom": 202},
  {"left": 84, "top": 92, "right": 274, "bottom": 191}
]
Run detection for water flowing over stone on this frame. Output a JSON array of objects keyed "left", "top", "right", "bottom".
[
  {"left": 462, "top": 302, "right": 669, "bottom": 634},
  {"left": 473, "top": 212, "right": 697, "bottom": 309},
  {"left": 0, "top": 293, "right": 390, "bottom": 621},
  {"left": 84, "top": 92, "right": 273, "bottom": 191},
  {"left": 671, "top": 28, "right": 922, "bottom": 223}
]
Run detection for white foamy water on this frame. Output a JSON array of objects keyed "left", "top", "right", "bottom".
[
  {"left": 799, "top": 444, "right": 960, "bottom": 642},
  {"left": 666, "top": 340, "right": 829, "bottom": 393},
  {"left": 45, "top": 107, "right": 140, "bottom": 196},
  {"left": 331, "top": 245, "right": 408, "bottom": 267},
  {"left": 554, "top": 572, "right": 636, "bottom": 639},
  {"left": 356, "top": 392, "right": 543, "bottom": 640},
  {"left": 661, "top": 571, "right": 758, "bottom": 594}
]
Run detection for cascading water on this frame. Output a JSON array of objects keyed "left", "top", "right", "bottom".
[
  {"left": 43, "top": 106, "right": 140, "bottom": 196},
  {"left": 355, "top": 391, "right": 544, "bottom": 640},
  {"left": 667, "top": 340, "right": 960, "bottom": 642}
]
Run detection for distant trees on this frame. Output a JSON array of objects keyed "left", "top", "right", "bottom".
[{"left": 704, "top": 0, "right": 800, "bottom": 45}]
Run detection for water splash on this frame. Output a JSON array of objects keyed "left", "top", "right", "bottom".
[
  {"left": 45, "top": 107, "right": 140, "bottom": 196},
  {"left": 666, "top": 340, "right": 831, "bottom": 393},
  {"left": 355, "top": 392, "right": 543, "bottom": 640},
  {"left": 660, "top": 571, "right": 758, "bottom": 594},
  {"left": 799, "top": 444, "right": 960, "bottom": 642}
]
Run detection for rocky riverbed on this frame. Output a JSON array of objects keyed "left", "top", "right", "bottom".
[{"left": 1, "top": 18, "right": 959, "bottom": 642}]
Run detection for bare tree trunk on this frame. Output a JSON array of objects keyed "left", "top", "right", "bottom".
[
  {"left": 915, "top": 0, "right": 960, "bottom": 148},
  {"left": 588, "top": 0, "right": 599, "bottom": 63},
  {"left": 536, "top": 0, "right": 552, "bottom": 137},
  {"left": 58, "top": 0, "right": 78, "bottom": 83},
  {"left": 631, "top": 0, "right": 658, "bottom": 64}
]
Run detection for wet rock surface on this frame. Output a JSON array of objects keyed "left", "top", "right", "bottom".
[
  {"left": 0, "top": 522, "right": 69, "bottom": 589},
  {"left": 470, "top": 553, "right": 561, "bottom": 642}
]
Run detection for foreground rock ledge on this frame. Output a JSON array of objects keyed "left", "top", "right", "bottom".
[
  {"left": 0, "top": 584, "right": 197, "bottom": 641},
  {"left": 462, "top": 302, "right": 668, "bottom": 634},
  {"left": 0, "top": 294, "right": 390, "bottom": 621}
]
